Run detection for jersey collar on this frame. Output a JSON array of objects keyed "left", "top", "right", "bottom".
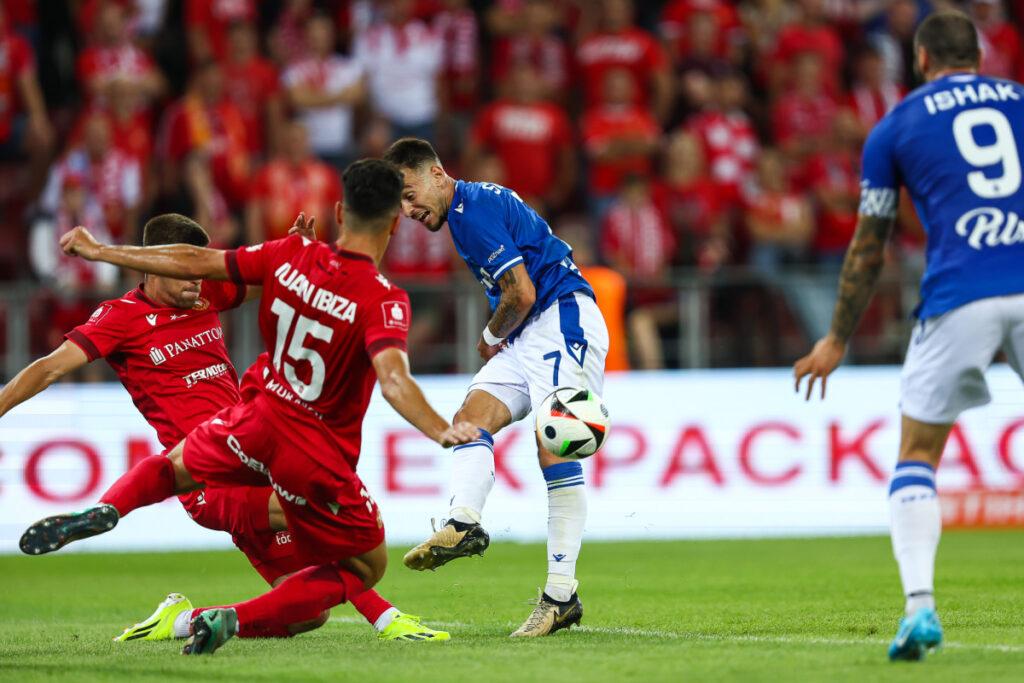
[
  {"left": 329, "top": 243, "right": 374, "bottom": 263},
  {"left": 133, "top": 285, "right": 164, "bottom": 309}
]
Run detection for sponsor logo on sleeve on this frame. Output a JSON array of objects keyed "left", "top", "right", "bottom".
[
  {"left": 382, "top": 300, "right": 410, "bottom": 330},
  {"left": 375, "top": 273, "right": 391, "bottom": 290},
  {"left": 488, "top": 245, "right": 506, "bottom": 263},
  {"left": 88, "top": 304, "right": 112, "bottom": 324}
]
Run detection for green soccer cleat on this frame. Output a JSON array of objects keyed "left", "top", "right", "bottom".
[
  {"left": 378, "top": 613, "right": 451, "bottom": 642},
  {"left": 403, "top": 519, "right": 489, "bottom": 571},
  {"left": 114, "top": 593, "right": 193, "bottom": 642},
  {"left": 19, "top": 504, "right": 119, "bottom": 555},
  {"left": 182, "top": 609, "right": 238, "bottom": 655}
]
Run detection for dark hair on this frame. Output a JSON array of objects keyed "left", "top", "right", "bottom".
[
  {"left": 341, "top": 159, "right": 403, "bottom": 231},
  {"left": 914, "top": 10, "right": 980, "bottom": 70},
  {"left": 143, "top": 214, "right": 210, "bottom": 247},
  {"left": 383, "top": 137, "right": 442, "bottom": 171}
]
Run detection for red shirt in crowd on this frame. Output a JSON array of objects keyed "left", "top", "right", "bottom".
[
  {"left": 772, "top": 23, "right": 844, "bottom": 93},
  {"left": 381, "top": 216, "right": 454, "bottom": 282},
  {"left": 684, "top": 109, "right": 758, "bottom": 205},
  {"left": 0, "top": 29, "right": 32, "bottom": 142},
  {"left": 158, "top": 95, "right": 250, "bottom": 207},
  {"left": 576, "top": 27, "right": 669, "bottom": 110},
  {"left": 658, "top": 0, "right": 742, "bottom": 59},
  {"left": 582, "top": 105, "right": 660, "bottom": 195},
  {"left": 65, "top": 281, "right": 247, "bottom": 448},
  {"left": 771, "top": 90, "right": 838, "bottom": 150},
  {"left": 600, "top": 198, "right": 675, "bottom": 278},
  {"left": 249, "top": 158, "right": 341, "bottom": 242},
  {"left": 225, "top": 234, "right": 411, "bottom": 473},
  {"left": 223, "top": 57, "right": 280, "bottom": 155},
  {"left": 806, "top": 149, "right": 861, "bottom": 255},
  {"left": 469, "top": 99, "right": 573, "bottom": 201},
  {"left": 434, "top": 6, "right": 479, "bottom": 112},
  {"left": 847, "top": 82, "right": 904, "bottom": 131},
  {"left": 491, "top": 34, "right": 571, "bottom": 95},
  {"left": 978, "top": 19, "right": 1024, "bottom": 81},
  {"left": 76, "top": 43, "right": 158, "bottom": 104},
  {"left": 186, "top": 0, "right": 257, "bottom": 62},
  {"left": 658, "top": 177, "right": 722, "bottom": 244},
  {"left": 69, "top": 107, "right": 153, "bottom": 169}
]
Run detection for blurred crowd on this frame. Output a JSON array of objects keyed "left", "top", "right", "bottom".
[{"left": 2, "top": 0, "right": 1024, "bottom": 373}]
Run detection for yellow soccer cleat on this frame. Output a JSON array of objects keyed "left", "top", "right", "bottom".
[
  {"left": 114, "top": 593, "right": 193, "bottom": 642},
  {"left": 379, "top": 613, "right": 451, "bottom": 642}
]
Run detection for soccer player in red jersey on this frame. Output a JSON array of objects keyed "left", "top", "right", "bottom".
[
  {"left": 20, "top": 160, "right": 479, "bottom": 654},
  {"left": 1, "top": 212, "right": 448, "bottom": 642}
]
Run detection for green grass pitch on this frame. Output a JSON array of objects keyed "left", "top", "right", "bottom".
[{"left": 2, "top": 532, "right": 1022, "bottom": 682}]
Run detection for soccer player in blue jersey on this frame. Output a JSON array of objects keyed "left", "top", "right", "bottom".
[
  {"left": 384, "top": 138, "right": 609, "bottom": 637},
  {"left": 794, "top": 11, "right": 1024, "bottom": 662}
]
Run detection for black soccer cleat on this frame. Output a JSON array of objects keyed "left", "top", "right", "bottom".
[
  {"left": 182, "top": 609, "right": 238, "bottom": 655},
  {"left": 403, "top": 520, "right": 490, "bottom": 571},
  {"left": 19, "top": 504, "right": 120, "bottom": 555}
]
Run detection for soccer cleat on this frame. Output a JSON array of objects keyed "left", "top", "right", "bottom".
[
  {"left": 510, "top": 587, "right": 583, "bottom": 638},
  {"left": 19, "top": 504, "right": 119, "bottom": 556},
  {"left": 114, "top": 593, "right": 193, "bottom": 642},
  {"left": 888, "top": 607, "right": 943, "bottom": 661},
  {"left": 182, "top": 608, "right": 238, "bottom": 655},
  {"left": 403, "top": 519, "right": 489, "bottom": 571},
  {"left": 378, "top": 613, "right": 451, "bottom": 642}
]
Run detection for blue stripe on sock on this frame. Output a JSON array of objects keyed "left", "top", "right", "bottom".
[
  {"left": 547, "top": 476, "right": 584, "bottom": 489},
  {"left": 453, "top": 438, "right": 494, "bottom": 452},
  {"left": 889, "top": 475, "right": 937, "bottom": 495},
  {"left": 895, "top": 460, "right": 934, "bottom": 472},
  {"left": 548, "top": 481, "right": 589, "bottom": 491},
  {"left": 543, "top": 461, "right": 582, "bottom": 483},
  {"left": 477, "top": 429, "right": 494, "bottom": 446}
]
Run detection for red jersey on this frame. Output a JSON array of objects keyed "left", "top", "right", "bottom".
[
  {"left": 76, "top": 44, "right": 158, "bottom": 99},
  {"left": 185, "top": 0, "right": 257, "bottom": 61},
  {"left": 772, "top": 23, "right": 844, "bottom": 94},
  {"left": 470, "top": 100, "right": 573, "bottom": 200},
  {"left": 658, "top": 0, "right": 742, "bottom": 59},
  {"left": 223, "top": 57, "right": 280, "bottom": 154},
  {"left": 576, "top": 27, "right": 668, "bottom": 110},
  {"left": 491, "top": 34, "right": 571, "bottom": 95},
  {"left": 225, "top": 235, "right": 411, "bottom": 472},
  {"left": 684, "top": 109, "right": 758, "bottom": 203},
  {"left": 582, "top": 105, "right": 661, "bottom": 194},
  {"left": 0, "top": 30, "right": 33, "bottom": 142},
  {"left": 807, "top": 149, "right": 860, "bottom": 254},
  {"left": 65, "top": 281, "right": 247, "bottom": 449},
  {"left": 248, "top": 158, "right": 341, "bottom": 241}
]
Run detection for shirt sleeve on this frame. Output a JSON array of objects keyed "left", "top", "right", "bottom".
[
  {"left": 457, "top": 193, "right": 524, "bottom": 282},
  {"left": 64, "top": 302, "right": 129, "bottom": 361},
  {"left": 224, "top": 234, "right": 302, "bottom": 285},
  {"left": 364, "top": 289, "right": 411, "bottom": 359},
  {"left": 201, "top": 279, "right": 248, "bottom": 312},
  {"left": 858, "top": 115, "right": 901, "bottom": 218}
]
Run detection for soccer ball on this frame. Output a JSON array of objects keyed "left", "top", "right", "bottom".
[{"left": 536, "top": 387, "right": 610, "bottom": 460}]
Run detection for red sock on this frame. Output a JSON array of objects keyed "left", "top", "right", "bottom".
[
  {"left": 232, "top": 562, "right": 364, "bottom": 638},
  {"left": 98, "top": 454, "right": 176, "bottom": 517},
  {"left": 349, "top": 589, "right": 393, "bottom": 626}
]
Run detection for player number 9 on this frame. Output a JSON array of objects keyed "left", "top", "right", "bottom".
[{"left": 952, "top": 107, "right": 1022, "bottom": 199}]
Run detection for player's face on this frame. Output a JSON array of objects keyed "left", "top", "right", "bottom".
[
  {"left": 400, "top": 166, "right": 446, "bottom": 232},
  {"left": 147, "top": 274, "right": 203, "bottom": 309}
]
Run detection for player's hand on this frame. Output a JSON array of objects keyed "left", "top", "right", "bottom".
[
  {"left": 477, "top": 337, "right": 505, "bottom": 362},
  {"left": 793, "top": 334, "right": 847, "bottom": 401},
  {"left": 59, "top": 226, "right": 102, "bottom": 260},
  {"left": 437, "top": 421, "right": 481, "bottom": 448},
  {"left": 288, "top": 212, "right": 317, "bottom": 240}
]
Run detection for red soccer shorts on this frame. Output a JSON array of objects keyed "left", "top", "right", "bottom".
[
  {"left": 182, "top": 394, "right": 385, "bottom": 567},
  {"left": 178, "top": 487, "right": 308, "bottom": 585}
]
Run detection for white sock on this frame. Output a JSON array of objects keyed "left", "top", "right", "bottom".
[
  {"left": 889, "top": 461, "right": 940, "bottom": 616},
  {"left": 543, "top": 461, "right": 586, "bottom": 603},
  {"left": 173, "top": 609, "right": 196, "bottom": 638},
  {"left": 448, "top": 429, "right": 495, "bottom": 524},
  {"left": 373, "top": 607, "right": 401, "bottom": 633}
]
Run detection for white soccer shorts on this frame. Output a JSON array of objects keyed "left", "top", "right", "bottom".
[
  {"left": 901, "top": 292, "right": 1024, "bottom": 423},
  {"left": 469, "top": 291, "right": 609, "bottom": 422}
]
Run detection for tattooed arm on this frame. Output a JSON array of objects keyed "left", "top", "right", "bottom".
[
  {"left": 793, "top": 211, "right": 896, "bottom": 399},
  {"left": 478, "top": 263, "right": 536, "bottom": 361}
]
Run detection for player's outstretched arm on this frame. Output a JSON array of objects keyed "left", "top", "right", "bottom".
[
  {"left": 794, "top": 213, "right": 895, "bottom": 400},
  {"left": 60, "top": 226, "right": 230, "bottom": 281},
  {"left": 479, "top": 263, "right": 536, "bottom": 361},
  {"left": 0, "top": 341, "right": 88, "bottom": 419},
  {"left": 372, "top": 348, "right": 479, "bottom": 447}
]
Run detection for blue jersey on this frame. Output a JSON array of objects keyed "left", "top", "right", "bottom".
[
  {"left": 860, "top": 73, "right": 1024, "bottom": 319},
  {"left": 446, "top": 180, "right": 593, "bottom": 331}
]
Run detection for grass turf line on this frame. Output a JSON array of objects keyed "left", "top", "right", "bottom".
[{"left": 1, "top": 532, "right": 1022, "bottom": 682}]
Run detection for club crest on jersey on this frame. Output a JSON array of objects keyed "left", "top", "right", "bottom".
[
  {"left": 192, "top": 297, "right": 210, "bottom": 311},
  {"left": 382, "top": 300, "right": 410, "bottom": 330},
  {"left": 88, "top": 304, "right": 112, "bottom": 324}
]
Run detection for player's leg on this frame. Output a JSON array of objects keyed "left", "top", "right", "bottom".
[
  {"left": 19, "top": 439, "right": 202, "bottom": 555},
  {"left": 404, "top": 353, "right": 530, "bottom": 571},
  {"left": 512, "top": 292, "right": 608, "bottom": 637},
  {"left": 888, "top": 299, "right": 1001, "bottom": 661}
]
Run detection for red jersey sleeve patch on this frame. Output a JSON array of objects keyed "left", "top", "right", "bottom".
[{"left": 381, "top": 300, "right": 411, "bottom": 331}]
